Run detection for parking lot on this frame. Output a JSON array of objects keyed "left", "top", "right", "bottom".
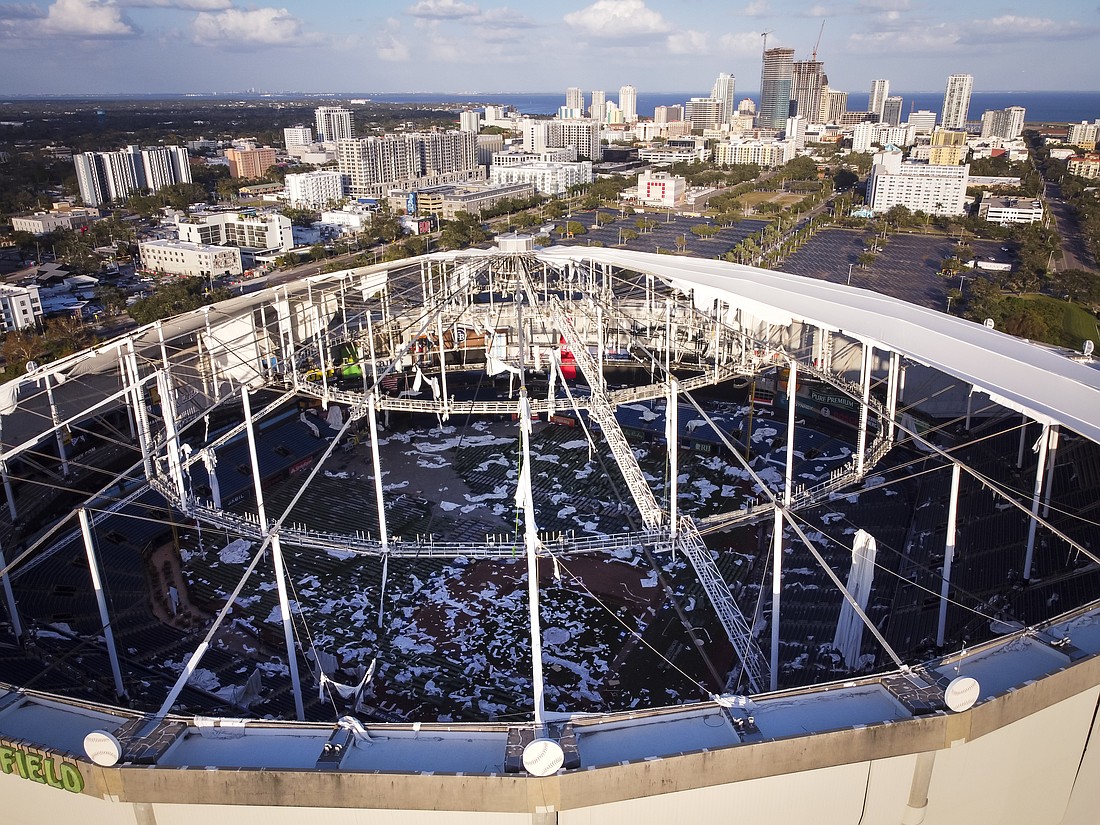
[
  {"left": 777, "top": 229, "right": 1013, "bottom": 310},
  {"left": 551, "top": 212, "right": 1017, "bottom": 313},
  {"left": 554, "top": 208, "right": 768, "bottom": 259}
]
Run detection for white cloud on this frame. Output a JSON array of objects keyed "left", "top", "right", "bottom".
[
  {"left": 475, "top": 7, "right": 538, "bottom": 29},
  {"left": 193, "top": 7, "right": 305, "bottom": 45},
  {"left": 38, "top": 0, "right": 138, "bottom": 37},
  {"left": 742, "top": 1, "right": 770, "bottom": 16},
  {"left": 966, "top": 15, "right": 1096, "bottom": 41},
  {"left": 667, "top": 29, "right": 708, "bottom": 54},
  {"left": 564, "top": 0, "right": 671, "bottom": 39},
  {"left": 718, "top": 30, "right": 768, "bottom": 56},
  {"left": 375, "top": 19, "right": 410, "bottom": 61},
  {"left": 120, "top": 0, "right": 231, "bottom": 8},
  {"left": 848, "top": 24, "right": 959, "bottom": 54},
  {"left": 406, "top": 0, "right": 480, "bottom": 19}
]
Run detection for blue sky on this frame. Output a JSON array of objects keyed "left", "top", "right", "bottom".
[{"left": 1, "top": 0, "right": 1098, "bottom": 95}]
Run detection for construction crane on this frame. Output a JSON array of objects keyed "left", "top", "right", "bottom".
[
  {"left": 761, "top": 30, "right": 771, "bottom": 54},
  {"left": 811, "top": 19, "right": 826, "bottom": 61}
]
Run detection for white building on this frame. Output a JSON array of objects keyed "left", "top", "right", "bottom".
[
  {"left": 489, "top": 161, "right": 593, "bottom": 195},
  {"left": 866, "top": 148, "right": 969, "bottom": 216},
  {"left": 0, "top": 283, "right": 43, "bottom": 331},
  {"left": 10, "top": 208, "right": 97, "bottom": 235},
  {"left": 619, "top": 85, "right": 637, "bottom": 123},
  {"left": 493, "top": 148, "right": 577, "bottom": 167},
  {"left": 637, "top": 171, "right": 686, "bottom": 207},
  {"left": 459, "top": 111, "right": 481, "bottom": 133},
  {"left": 336, "top": 131, "right": 480, "bottom": 199},
  {"left": 785, "top": 116, "right": 807, "bottom": 150},
  {"left": 565, "top": 87, "right": 584, "bottom": 112},
  {"left": 283, "top": 126, "right": 313, "bottom": 149},
  {"left": 1067, "top": 121, "right": 1099, "bottom": 150},
  {"left": 908, "top": 110, "right": 938, "bottom": 135},
  {"left": 1067, "top": 154, "right": 1100, "bottom": 179},
  {"left": 139, "top": 239, "right": 243, "bottom": 278},
  {"left": 980, "top": 107, "right": 1026, "bottom": 140},
  {"left": 284, "top": 170, "right": 347, "bottom": 209},
  {"left": 713, "top": 139, "right": 795, "bottom": 168},
  {"left": 978, "top": 194, "right": 1043, "bottom": 225},
  {"left": 654, "top": 105, "right": 684, "bottom": 125},
  {"left": 941, "top": 74, "right": 973, "bottom": 130},
  {"left": 73, "top": 145, "right": 191, "bottom": 207},
  {"left": 686, "top": 98, "right": 723, "bottom": 132},
  {"left": 638, "top": 147, "right": 712, "bottom": 165},
  {"left": 314, "top": 107, "right": 355, "bottom": 142},
  {"left": 175, "top": 211, "right": 294, "bottom": 254},
  {"left": 589, "top": 90, "right": 606, "bottom": 123},
  {"left": 548, "top": 119, "right": 603, "bottom": 161},
  {"left": 869, "top": 79, "right": 890, "bottom": 121},
  {"left": 320, "top": 204, "right": 375, "bottom": 234},
  {"left": 711, "top": 73, "right": 736, "bottom": 124},
  {"left": 852, "top": 122, "right": 877, "bottom": 153}
]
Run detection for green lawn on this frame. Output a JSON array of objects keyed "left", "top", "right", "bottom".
[{"left": 1018, "top": 294, "right": 1100, "bottom": 348}]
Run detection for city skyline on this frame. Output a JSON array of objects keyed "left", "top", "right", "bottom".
[{"left": 0, "top": 0, "right": 1098, "bottom": 96}]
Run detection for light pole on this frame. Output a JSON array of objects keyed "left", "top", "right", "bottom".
[{"left": 847, "top": 263, "right": 854, "bottom": 285}]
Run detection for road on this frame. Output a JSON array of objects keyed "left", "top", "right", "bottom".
[{"left": 1043, "top": 180, "right": 1097, "bottom": 273}]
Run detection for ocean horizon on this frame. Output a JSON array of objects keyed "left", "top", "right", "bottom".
[{"left": 5, "top": 90, "right": 1097, "bottom": 123}]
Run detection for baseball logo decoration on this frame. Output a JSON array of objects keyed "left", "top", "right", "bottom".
[{"left": 522, "top": 739, "right": 565, "bottom": 776}]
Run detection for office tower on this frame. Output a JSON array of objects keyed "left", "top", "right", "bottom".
[
  {"left": 759, "top": 47, "right": 795, "bottom": 130},
  {"left": 711, "top": 72, "right": 736, "bottom": 124},
  {"left": 686, "top": 98, "right": 723, "bottom": 132},
  {"left": 819, "top": 88, "right": 848, "bottom": 124},
  {"left": 980, "top": 106, "right": 1026, "bottom": 140},
  {"left": 941, "top": 74, "right": 973, "bottom": 130},
  {"left": 618, "top": 85, "right": 637, "bottom": 123},
  {"left": 869, "top": 80, "right": 890, "bottom": 121},
  {"left": 738, "top": 98, "right": 756, "bottom": 115},
  {"left": 791, "top": 60, "right": 824, "bottom": 121},
  {"left": 882, "top": 96, "right": 903, "bottom": 127},
  {"left": 459, "top": 111, "right": 481, "bottom": 133},
  {"left": 314, "top": 106, "right": 355, "bottom": 142},
  {"left": 786, "top": 115, "right": 807, "bottom": 150},
  {"left": 908, "top": 110, "right": 937, "bottom": 134},
  {"left": 566, "top": 87, "right": 584, "bottom": 112},
  {"left": 589, "top": 90, "right": 606, "bottom": 123},
  {"left": 283, "top": 126, "right": 313, "bottom": 149},
  {"left": 653, "top": 105, "right": 683, "bottom": 125}
]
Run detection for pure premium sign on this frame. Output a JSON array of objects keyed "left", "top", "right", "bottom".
[{"left": 0, "top": 741, "right": 85, "bottom": 793}]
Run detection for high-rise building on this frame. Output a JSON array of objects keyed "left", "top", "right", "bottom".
[
  {"left": 867, "top": 147, "right": 969, "bottom": 215},
  {"left": 589, "top": 90, "right": 606, "bottom": 123},
  {"left": 284, "top": 170, "right": 348, "bottom": 209},
  {"left": 882, "top": 96, "right": 903, "bottom": 128},
  {"left": 869, "top": 80, "right": 890, "bottom": 121},
  {"left": 759, "top": 47, "right": 795, "bottom": 131},
  {"left": 314, "top": 106, "right": 355, "bottom": 143},
  {"left": 73, "top": 145, "right": 191, "bottom": 207},
  {"left": 785, "top": 115, "right": 807, "bottom": 150},
  {"left": 336, "top": 131, "right": 479, "bottom": 199},
  {"left": 654, "top": 105, "right": 684, "bottom": 125},
  {"left": 618, "top": 85, "right": 637, "bottom": 123},
  {"left": 547, "top": 119, "right": 603, "bottom": 161},
  {"left": 908, "top": 110, "right": 938, "bottom": 134},
  {"left": 686, "top": 98, "right": 723, "bottom": 132},
  {"left": 941, "top": 74, "right": 974, "bottom": 130},
  {"left": 711, "top": 73, "right": 736, "bottom": 125},
  {"left": 738, "top": 98, "right": 756, "bottom": 115},
  {"left": 791, "top": 60, "right": 824, "bottom": 121},
  {"left": 283, "top": 126, "right": 313, "bottom": 149},
  {"left": 459, "top": 111, "right": 481, "bottom": 133},
  {"left": 980, "top": 106, "right": 1026, "bottom": 140},
  {"left": 819, "top": 89, "right": 848, "bottom": 124},
  {"left": 566, "top": 87, "right": 584, "bottom": 112},
  {"left": 1067, "top": 121, "right": 1099, "bottom": 150},
  {"left": 225, "top": 146, "right": 277, "bottom": 179}
]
